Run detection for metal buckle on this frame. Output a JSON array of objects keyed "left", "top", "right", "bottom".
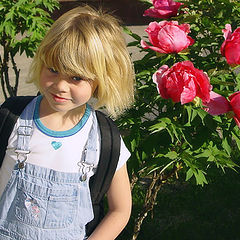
[
  {"left": 78, "top": 161, "right": 94, "bottom": 182},
  {"left": 17, "top": 126, "right": 33, "bottom": 136},
  {"left": 15, "top": 150, "right": 30, "bottom": 169}
]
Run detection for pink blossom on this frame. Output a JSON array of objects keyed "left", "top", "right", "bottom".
[
  {"left": 141, "top": 21, "right": 194, "bottom": 54},
  {"left": 203, "top": 91, "right": 231, "bottom": 115},
  {"left": 203, "top": 91, "right": 240, "bottom": 128},
  {"left": 153, "top": 61, "right": 212, "bottom": 104},
  {"left": 221, "top": 24, "right": 240, "bottom": 66},
  {"left": 143, "top": 0, "right": 183, "bottom": 19},
  {"left": 229, "top": 92, "right": 240, "bottom": 127}
]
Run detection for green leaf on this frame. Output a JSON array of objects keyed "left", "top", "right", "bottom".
[
  {"left": 195, "top": 149, "right": 212, "bottom": 158},
  {"left": 149, "top": 122, "right": 167, "bottom": 134},
  {"left": 122, "top": 26, "right": 142, "bottom": 41},
  {"left": 197, "top": 109, "right": 208, "bottom": 125},
  {"left": 232, "top": 131, "right": 240, "bottom": 152},
  {"left": 130, "top": 138, "right": 137, "bottom": 152},
  {"left": 186, "top": 168, "right": 194, "bottom": 181},
  {"left": 136, "top": 70, "right": 151, "bottom": 77},
  {"left": 222, "top": 137, "right": 232, "bottom": 155},
  {"left": 194, "top": 170, "right": 208, "bottom": 186},
  {"left": 207, "top": 155, "right": 215, "bottom": 162},
  {"left": 160, "top": 118, "right": 172, "bottom": 124},
  {"left": 165, "top": 151, "right": 178, "bottom": 160},
  {"left": 127, "top": 41, "right": 140, "bottom": 47},
  {"left": 185, "top": 105, "right": 198, "bottom": 126},
  {"left": 168, "top": 123, "right": 181, "bottom": 142}
]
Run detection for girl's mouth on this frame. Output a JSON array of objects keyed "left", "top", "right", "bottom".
[{"left": 51, "top": 94, "right": 69, "bottom": 103}]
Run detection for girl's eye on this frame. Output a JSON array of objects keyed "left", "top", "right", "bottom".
[
  {"left": 72, "top": 76, "right": 82, "bottom": 81},
  {"left": 49, "top": 68, "right": 58, "bottom": 74}
]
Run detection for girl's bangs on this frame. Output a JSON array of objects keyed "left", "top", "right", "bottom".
[{"left": 40, "top": 33, "right": 96, "bottom": 81}]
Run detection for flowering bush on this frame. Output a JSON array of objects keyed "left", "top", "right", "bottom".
[
  {"left": 118, "top": 0, "right": 240, "bottom": 239},
  {"left": 141, "top": 21, "right": 194, "bottom": 53}
]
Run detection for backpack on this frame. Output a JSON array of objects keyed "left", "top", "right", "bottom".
[{"left": 0, "top": 96, "right": 121, "bottom": 236}]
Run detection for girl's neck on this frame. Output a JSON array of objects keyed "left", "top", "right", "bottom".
[{"left": 38, "top": 97, "right": 86, "bottom": 132}]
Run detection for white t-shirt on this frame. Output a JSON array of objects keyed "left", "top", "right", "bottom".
[{"left": 0, "top": 104, "right": 130, "bottom": 198}]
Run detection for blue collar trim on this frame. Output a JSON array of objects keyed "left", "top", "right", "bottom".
[{"left": 33, "top": 95, "right": 91, "bottom": 138}]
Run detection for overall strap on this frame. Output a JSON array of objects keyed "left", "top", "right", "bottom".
[
  {"left": 15, "top": 97, "right": 38, "bottom": 168},
  {"left": 0, "top": 96, "right": 35, "bottom": 168}
]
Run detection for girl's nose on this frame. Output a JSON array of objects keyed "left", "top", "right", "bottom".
[{"left": 54, "top": 75, "right": 69, "bottom": 91}]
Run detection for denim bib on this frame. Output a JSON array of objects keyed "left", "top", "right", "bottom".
[{"left": 0, "top": 97, "right": 97, "bottom": 240}]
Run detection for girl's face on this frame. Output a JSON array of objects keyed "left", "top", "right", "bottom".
[{"left": 39, "top": 66, "right": 97, "bottom": 115}]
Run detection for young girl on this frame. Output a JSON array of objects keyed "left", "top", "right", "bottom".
[{"left": 0, "top": 5, "right": 134, "bottom": 240}]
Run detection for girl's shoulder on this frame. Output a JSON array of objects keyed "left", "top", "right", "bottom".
[{"left": 1, "top": 96, "right": 36, "bottom": 113}]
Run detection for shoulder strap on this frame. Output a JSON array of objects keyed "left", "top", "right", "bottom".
[
  {"left": 90, "top": 110, "right": 121, "bottom": 204},
  {"left": 0, "top": 96, "right": 35, "bottom": 168},
  {"left": 86, "top": 110, "right": 121, "bottom": 236}
]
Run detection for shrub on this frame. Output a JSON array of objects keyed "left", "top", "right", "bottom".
[{"left": 118, "top": 0, "right": 240, "bottom": 239}]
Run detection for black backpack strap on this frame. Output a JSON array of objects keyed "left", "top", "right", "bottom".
[
  {"left": 86, "top": 110, "right": 121, "bottom": 236},
  {"left": 91, "top": 110, "right": 120, "bottom": 203},
  {"left": 0, "top": 96, "right": 35, "bottom": 168},
  {"left": 0, "top": 108, "right": 16, "bottom": 166}
]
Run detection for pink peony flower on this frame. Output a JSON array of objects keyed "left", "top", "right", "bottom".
[
  {"left": 203, "top": 91, "right": 240, "bottom": 128},
  {"left": 141, "top": 21, "right": 194, "bottom": 54},
  {"left": 153, "top": 61, "right": 212, "bottom": 104},
  {"left": 143, "top": 0, "right": 183, "bottom": 19},
  {"left": 229, "top": 92, "right": 240, "bottom": 127},
  {"left": 220, "top": 24, "right": 240, "bottom": 66}
]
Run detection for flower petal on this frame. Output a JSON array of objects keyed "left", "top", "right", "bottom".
[
  {"left": 222, "top": 24, "right": 232, "bottom": 40},
  {"left": 229, "top": 91, "right": 240, "bottom": 124},
  {"left": 180, "top": 79, "right": 196, "bottom": 104},
  {"left": 203, "top": 91, "right": 231, "bottom": 115}
]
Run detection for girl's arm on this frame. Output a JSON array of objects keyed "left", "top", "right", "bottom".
[{"left": 88, "top": 163, "right": 132, "bottom": 240}]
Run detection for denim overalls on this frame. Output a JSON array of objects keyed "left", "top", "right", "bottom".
[{"left": 0, "top": 97, "right": 97, "bottom": 240}]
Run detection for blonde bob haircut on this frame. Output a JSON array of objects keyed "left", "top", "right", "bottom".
[{"left": 28, "top": 5, "right": 135, "bottom": 118}]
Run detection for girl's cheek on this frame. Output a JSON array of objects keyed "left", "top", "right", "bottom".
[{"left": 40, "top": 76, "right": 54, "bottom": 88}]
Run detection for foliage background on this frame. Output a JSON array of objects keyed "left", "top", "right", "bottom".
[
  {"left": 0, "top": 0, "right": 59, "bottom": 99},
  {"left": 117, "top": 0, "right": 240, "bottom": 239}
]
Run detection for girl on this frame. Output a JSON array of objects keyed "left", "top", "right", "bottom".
[{"left": 0, "top": 5, "right": 134, "bottom": 240}]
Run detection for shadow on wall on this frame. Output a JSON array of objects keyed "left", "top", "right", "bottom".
[{"left": 54, "top": 0, "right": 154, "bottom": 25}]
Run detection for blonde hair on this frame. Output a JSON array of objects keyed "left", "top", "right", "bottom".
[{"left": 28, "top": 5, "right": 135, "bottom": 118}]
